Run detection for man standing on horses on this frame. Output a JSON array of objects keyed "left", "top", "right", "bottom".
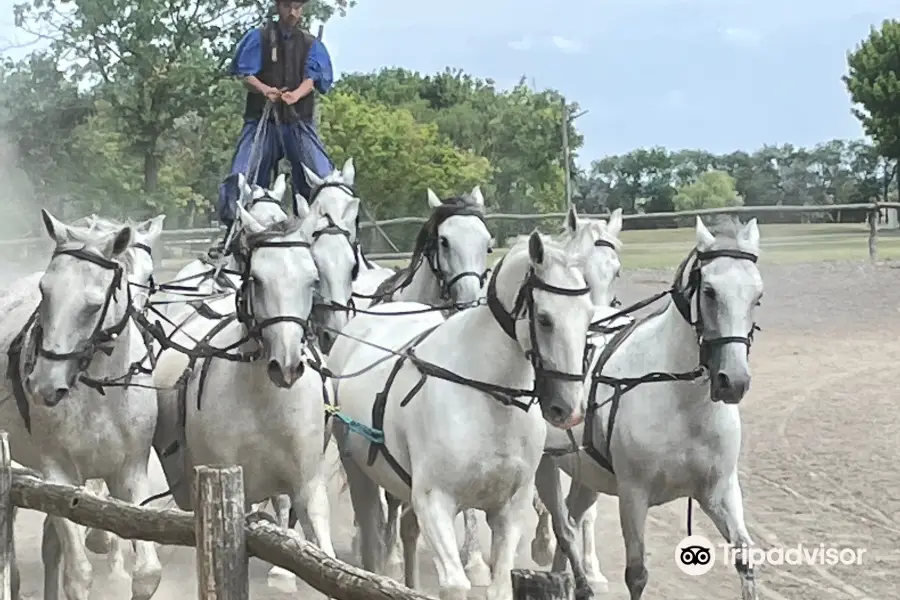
[{"left": 216, "top": 0, "right": 335, "bottom": 232}]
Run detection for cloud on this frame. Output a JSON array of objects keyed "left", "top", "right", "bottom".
[
  {"left": 507, "top": 37, "right": 533, "bottom": 51},
  {"left": 720, "top": 26, "right": 763, "bottom": 46},
  {"left": 550, "top": 35, "right": 585, "bottom": 54}
]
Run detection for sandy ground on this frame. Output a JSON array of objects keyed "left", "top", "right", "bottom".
[{"left": 7, "top": 259, "right": 900, "bottom": 599}]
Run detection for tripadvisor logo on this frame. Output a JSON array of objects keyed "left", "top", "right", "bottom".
[{"left": 675, "top": 535, "right": 866, "bottom": 575}]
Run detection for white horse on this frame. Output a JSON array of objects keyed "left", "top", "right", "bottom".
[
  {"left": 351, "top": 187, "right": 492, "bottom": 311},
  {"left": 152, "top": 204, "right": 337, "bottom": 592},
  {"left": 327, "top": 233, "right": 594, "bottom": 600},
  {"left": 432, "top": 207, "right": 625, "bottom": 586},
  {"left": 537, "top": 216, "right": 762, "bottom": 600},
  {"left": 0, "top": 211, "right": 164, "bottom": 600}
]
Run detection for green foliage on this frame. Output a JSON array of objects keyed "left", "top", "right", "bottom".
[
  {"left": 673, "top": 170, "right": 743, "bottom": 211},
  {"left": 845, "top": 19, "right": 900, "bottom": 160},
  {"left": 318, "top": 90, "right": 492, "bottom": 219}
]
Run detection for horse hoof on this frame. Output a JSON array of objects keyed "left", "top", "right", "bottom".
[
  {"left": 574, "top": 583, "right": 596, "bottom": 600},
  {"left": 85, "top": 528, "right": 112, "bottom": 554},
  {"left": 464, "top": 554, "right": 492, "bottom": 587},
  {"left": 131, "top": 568, "right": 163, "bottom": 600},
  {"left": 267, "top": 566, "right": 297, "bottom": 592},
  {"left": 531, "top": 537, "right": 556, "bottom": 567}
]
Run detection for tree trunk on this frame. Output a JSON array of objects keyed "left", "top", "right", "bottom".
[{"left": 143, "top": 144, "right": 160, "bottom": 195}]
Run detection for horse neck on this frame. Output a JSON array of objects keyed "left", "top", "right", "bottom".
[
  {"left": 609, "top": 300, "right": 700, "bottom": 377},
  {"left": 396, "top": 258, "right": 442, "bottom": 306},
  {"left": 420, "top": 305, "right": 534, "bottom": 392}
]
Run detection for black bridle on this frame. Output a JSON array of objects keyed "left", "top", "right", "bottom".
[
  {"left": 671, "top": 248, "right": 760, "bottom": 368},
  {"left": 424, "top": 206, "right": 493, "bottom": 301},
  {"left": 234, "top": 237, "right": 316, "bottom": 342},
  {"left": 486, "top": 256, "right": 592, "bottom": 397}
]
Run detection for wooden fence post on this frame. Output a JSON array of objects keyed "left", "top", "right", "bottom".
[
  {"left": 194, "top": 465, "right": 248, "bottom": 600},
  {"left": 511, "top": 569, "right": 573, "bottom": 600},
  {"left": 867, "top": 206, "right": 878, "bottom": 262},
  {"left": 0, "top": 432, "right": 12, "bottom": 600}
]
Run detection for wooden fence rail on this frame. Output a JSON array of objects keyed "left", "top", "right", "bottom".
[
  {"left": 1, "top": 202, "right": 898, "bottom": 263},
  {"left": 0, "top": 432, "right": 573, "bottom": 598},
  {"left": 0, "top": 432, "right": 436, "bottom": 600}
]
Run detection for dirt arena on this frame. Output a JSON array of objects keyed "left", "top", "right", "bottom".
[{"left": 8, "top": 259, "right": 899, "bottom": 599}]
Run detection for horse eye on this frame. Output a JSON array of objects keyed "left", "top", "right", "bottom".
[
  {"left": 487, "top": 247, "right": 494, "bottom": 254},
  {"left": 440, "top": 236, "right": 449, "bottom": 249},
  {"left": 703, "top": 287, "right": 716, "bottom": 299},
  {"left": 536, "top": 313, "right": 553, "bottom": 328}
]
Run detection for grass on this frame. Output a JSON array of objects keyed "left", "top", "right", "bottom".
[
  {"left": 159, "top": 222, "right": 900, "bottom": 276},
  {"left": 375, "top": 223, "right": 900, "bottom": 271}
]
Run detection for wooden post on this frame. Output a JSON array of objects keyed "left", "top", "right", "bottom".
[
  {"left": 0, "top": 432, "right": 12, "bottom": 600},
  {"left": 194, "top": 465, "right": 248, "bottom": 600},
  {"left": 867, "top": 206, "right": 878, "bottom": 262},
  {"left": 511, "top": 569, "right": 574, "bottom": 600}
]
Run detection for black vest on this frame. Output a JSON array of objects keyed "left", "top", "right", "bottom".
[{"left": 243, "top": 22, "right": 316, "bottom": 123}]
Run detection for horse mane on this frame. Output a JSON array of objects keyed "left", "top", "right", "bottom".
[
  {"left": 372, "top": 195, "right": 486, "bottom": 299},
  {"left": 241, "top": 215, "right": 309, "bottom": 249}
]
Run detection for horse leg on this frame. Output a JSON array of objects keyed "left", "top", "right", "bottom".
[
  {"left": 460, "top": 509, "right": 491, "bottom": 586},
  {"left": 383, "top": 491, "right": 404, "bottom": 579},
  {"left": 412, "top": 488, "right": 469, "bottom": 600},
  {"left": 618, "top": 483, "right": 650, "bottom": 600},
  {"left": 698, "top": 475, "right": 757, "bottom": 600},
  {"left": 342, "top": 458, "right": 387, "bottom": 573},
  {"left": 266, "top": 494, "right": 298, "bottom": 592},
  {"left": 484, "top": 480, "right": 534, "bottom": 600},
  {"left": 399, "top": 506, "right": 420, "bottom": 589},
  {"left": 43, "top": 467, "right": 92, "bottom": 600},
  {"left": 534, "top": 457, "right": 593, "bottom": 600},
  {"left": 107, "top": 465, "right": 163, "bottom": 600},
  {"left": 41, "top": 513, "right": 61, "bottom": 600},
  {"left": 11, "top": 507, "right": 20, "bottom": 600},
  {"left": 530, "top": 487, "right": 556, "bottom": 566},
  {"left": 576, "top": 498, "right": 607, "bottom": 590},
  {"left": 83, "top": 479, "right": 114, "bottom": 555}
]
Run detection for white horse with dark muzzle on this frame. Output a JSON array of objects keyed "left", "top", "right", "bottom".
[
  {"left": 152, "top": 205, "right": 336, "bottom": 587},
  {"left": 327, "top": 233, "right": 594, "bottom": 600},
  {"left": 351, "top": 187, "right": 492, "bottom": 311},
  {"left": 537, "top": 216, "right": 763, "bottom": 600},
  {"left": 0, "top": 211, "right": 164, "bottom": 600}
]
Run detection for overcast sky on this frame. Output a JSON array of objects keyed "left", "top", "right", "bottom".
[{"left": 1, "top": 0, "right": 894, "bottom": 166}]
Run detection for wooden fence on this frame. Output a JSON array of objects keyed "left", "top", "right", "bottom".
[
  {"left": 0, "top": 432, "right": 573, "bottom": 599},
  {"left": 1, "top": 203, "right": 899, "bottom": 271}
]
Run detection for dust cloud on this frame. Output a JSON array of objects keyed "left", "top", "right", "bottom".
[{"left": 0, "top": 134, "right": 52, "bottom": 286}]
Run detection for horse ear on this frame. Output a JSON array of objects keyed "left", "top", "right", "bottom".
[
  {"left": 41, "top": 209, "right": 70, "bottom": 245},
  {"left": 341, "top": 157, "right": 355, "bottom": 186},
  {"left": 565, "top": 205, "right": 578, "bottom": 234},
  {"left": 528, "top": 230, "right": 545, "bottom": 266},
  {"left": 294, "top": 194, "right": 310, "bottom": 219},
  {"left": 104, "top": 227, "right": 133, "bottom": 257},
  {"left": 607, "top": 208, "right": 623, "bottom": 238},
  {"left": 426, "top": 188, "right": 442, "bottom": 208},
  {"left": 302, "top": 163, "right": 325, "bottom": 189},
  {"left": 136, "top": 215, "right": 166, "bottom": 239},
  {"left": 695, "top": 217, "right": 715, "bottom": 251},
  {"left": 271, "top": 173, "right": 287, "bottom": 201},
  {"left": 237, "top": 203, "right": 265, "bottom": 234},
  {"left": 468, "top": 185, "right": 485, "bottom": 209},
  {"left": 740, "top": 218, "right": 760, "bottom": 252}
]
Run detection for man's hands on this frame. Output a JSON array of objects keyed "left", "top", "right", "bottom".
[
  {"left": 263, "top": 86, "right": 282, "bottom": 102},
  {"left": 281, "top": 89, "right": 301, "bottom": 105}
]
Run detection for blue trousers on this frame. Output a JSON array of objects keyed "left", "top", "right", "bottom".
[{"left": 217, "top": 118, "right": 334, "bottom": 226}]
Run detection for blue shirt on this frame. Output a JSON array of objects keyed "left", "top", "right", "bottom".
[{"left": 230, "top": 26, "right": 334, "bottom": 95}]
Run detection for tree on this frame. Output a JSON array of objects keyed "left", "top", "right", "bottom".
[
  {"left": 318, "top": 90, "right": 492, "bottom": 228},
  {"left": 673, "top": 170, "right": 743, "bottom": 212},
  {"left": 13, "top": 0, "right": 357, "bottom": 198},
  {"left": 844, "top": 19, "right": 900, "bottom": 169}
]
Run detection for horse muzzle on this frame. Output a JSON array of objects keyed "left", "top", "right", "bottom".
[{"left": 266, "top": 359, "right": 306, "bottom": 389}]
